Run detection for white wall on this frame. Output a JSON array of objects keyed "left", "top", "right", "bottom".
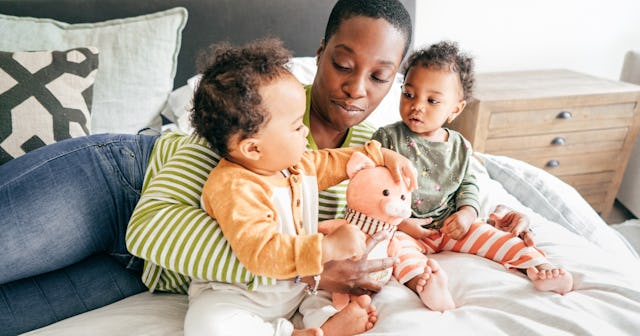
[{"left": 414, "top": 0, "right": 640, "bottom": 80}]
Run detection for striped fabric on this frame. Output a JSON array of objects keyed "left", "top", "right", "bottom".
[
  {"left": 127, "top": 121, "right": 375, "bottom": 293},
  {"left": 345, "top": 208, "right": 398, "bottom": 236},
  {"left": 390, "top": 232, "right": 429, "bottom": 284},
  {"left": 392, "top": 221, "right": 550, "bottom": 284},
  {"left": 126, "top": 133, "right": 274, "bottom": 293},
  {"left": 316, "top": 124, "right": 375, "bottom": 221}
]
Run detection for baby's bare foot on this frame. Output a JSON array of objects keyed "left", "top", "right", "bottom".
[
  {"left": 415, "top": 259, "right": 455, "bottom": 312},
  {"left": 527, "top": 263, "right": 573, "bottom": 295},
  {"left": 320, "top": 295, "right": 377, "bottom": 336},
  {"left": 292, "top": 327, "right": 323, "bottom": 336}
]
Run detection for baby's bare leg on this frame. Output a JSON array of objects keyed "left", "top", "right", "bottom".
[
  {"left": 526, "top": 263, "right": 573, "bottom": 295},
  {"left": 406, "top": 259, "right": 455, "bottom": 311},
  {"left": 320, "top": 295, "right": 377, "bottom": 336}
]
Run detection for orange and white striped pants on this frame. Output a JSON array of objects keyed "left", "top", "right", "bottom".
[{"left": 390, "top": 221, "right": 548, "bottom": 284}]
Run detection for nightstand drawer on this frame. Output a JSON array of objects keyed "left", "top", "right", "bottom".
[
  {"left": 484, "top": 128, "right": 628, "bottom": 156},
  {"left": 487, "top": 102, "right": 635, "bottom": 137},
  {"left": 504, "top": 151, "right": 619, "bottom": 176}
]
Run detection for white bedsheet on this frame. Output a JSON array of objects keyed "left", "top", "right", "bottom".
[
  {"left": 24, "top": 156, "right": 640, "bottom": 336},
  {"left": 369, "top": 219, "right": 640, "bottom": 335},
  {"left": 365, "top": 159, "right": 640, "bottom": 335}
]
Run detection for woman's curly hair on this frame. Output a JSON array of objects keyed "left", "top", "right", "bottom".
[
  {"left": 190, "top": 38, "right": 292, "bottom": 157},
  {"left": 403, "top": 40, "right": 475, "bottom": 101}
]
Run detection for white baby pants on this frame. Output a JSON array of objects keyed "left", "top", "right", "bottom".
[{"left": 185, "top": 280, "right": 335, "bottom": 336}]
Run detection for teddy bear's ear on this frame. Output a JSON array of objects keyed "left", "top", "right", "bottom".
[{"left": 346, "top": 152, "right": 376, "bottom": 178}]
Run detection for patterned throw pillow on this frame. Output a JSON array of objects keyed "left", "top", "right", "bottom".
[
  {"left": 0, "top": 47, "right": 98, "bottom": 164},
  {"left": 0, "top": 8, "right": 187, "bottom": 134}
]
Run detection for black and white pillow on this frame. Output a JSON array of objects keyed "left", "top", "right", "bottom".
[{"left": 0, "top": 47, "right": 99, "bottom": 165}]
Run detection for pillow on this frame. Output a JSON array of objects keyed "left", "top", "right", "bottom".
[
  {"left": 610, "top": 220, "right": 640, "bottom": 257},
  {"left": 470, "top": 153, "right": 637, "bottom": 257},
  {"left": 477, "top": 152, "right": 605, "bottom": 234},
  {"left": 0, "top": 47, "right": 98, "bottom": 164},
  {"left": 475, "top": 152, "right": 637, "bottom": 254},
  {"left": 0, "top": 7, "right": 187, "bottom": 134},
  {"left": 164, "top": 56, "right": 403, "bottom": 134}
]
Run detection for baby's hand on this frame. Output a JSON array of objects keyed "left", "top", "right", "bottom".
[
  {"left": 380, "top": 147, "right": 418, "bottom": 191},
  {"left": 398, "top": 218, "right": 439, "bottom": 240},
  {"left": 488, "top": 204, "right": 535, "bottom": 246},
  {"left": 440, "top": 206, "right": 476, "bottom": 240},
  {"left": 322, "top": 224, "right": 367, "bottom": 263}
]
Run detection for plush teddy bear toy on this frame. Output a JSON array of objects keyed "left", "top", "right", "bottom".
[{"left": 319, "top": 151, "right": 414, "bottom": 310}]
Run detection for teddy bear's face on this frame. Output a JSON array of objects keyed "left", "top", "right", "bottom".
[{"left": 346, "top": 165, "right": 412, "bottom": 226}]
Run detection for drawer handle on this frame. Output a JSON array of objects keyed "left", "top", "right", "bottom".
[
  {"left": 550, "top": 136, "right": 566, "bottom": 146},
  {"left": 556, "top": 111, "right": 572, "bottom": 119},
  {"left": 546, "top": 159, "right": 560, "bottom": 168}
]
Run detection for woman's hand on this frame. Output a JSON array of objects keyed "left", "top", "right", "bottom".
[
  {"left": 380, "top": 148, "right": 418, "bottom": 191},
  {"left": 488, "top": 204, "right": 535, "bottom": 246},
  {"left": 322, "top": 223, "right": 367, "bottom": 263},
  {"left": 318, "top": 230, "right": 397, "bottom": 295}
]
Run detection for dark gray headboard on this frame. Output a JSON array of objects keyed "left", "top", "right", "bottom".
[{"left": 0, "top": 0, "right": 416, "bottom": 89}]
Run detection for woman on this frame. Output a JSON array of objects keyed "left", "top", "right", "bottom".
[
  {"left": 0, "top": 0, "right": 530, "bottom": 334},
  {"left": 124, "top": 0, "right": 415, "bottom": 296}
]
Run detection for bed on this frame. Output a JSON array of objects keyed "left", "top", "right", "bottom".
[{"left": 1, "top": 1, "right": 639, "bottom": 335}]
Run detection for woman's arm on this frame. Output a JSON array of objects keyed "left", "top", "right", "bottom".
[{"left": 126, "top": 134, "right": 274, "bottom": 292}]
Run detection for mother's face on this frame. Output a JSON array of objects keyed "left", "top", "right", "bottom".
[{"left": 311, "top": 16, "right": 406, "bottom": 132}]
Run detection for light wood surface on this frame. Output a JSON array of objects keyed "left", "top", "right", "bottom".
[{"left": 449, "top": 69, "right": 640, "bottom": 218}]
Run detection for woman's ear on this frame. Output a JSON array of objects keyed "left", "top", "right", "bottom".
[
  {"left": 316, "top": 39, "right": 325, "bottom": 60},
  {"left": 448, "top": 100, "right": 467, "bottom": 123},
  {"left": 236, "top": 137, "right": 262, "bottom": 161}
]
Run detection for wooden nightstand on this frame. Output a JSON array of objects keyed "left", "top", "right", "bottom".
[{"left": 449, "top": 69, "right": 640, "bottom": 218}]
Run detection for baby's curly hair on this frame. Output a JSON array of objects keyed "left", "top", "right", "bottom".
[
  {"left": 403, "top": 41, "right": 475, "bottom": 101},
  {"left": 190, "top": 38, "right": 293, "bottom": 157}
]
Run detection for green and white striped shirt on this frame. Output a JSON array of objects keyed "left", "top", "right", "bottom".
[{"left": 126, "top": 85, "right": 376, "bottom": 293}]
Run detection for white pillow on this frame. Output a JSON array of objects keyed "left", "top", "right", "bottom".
[
  {"left": 0, "top": 8, "right": 187, "bottom": 134},
  {"left": 286, "top": 56, "right": 317, "bottom": 85},
  {"left": 363, "top": 73, "right": 403, "bottom": 129},
  {"left": 610, "top": 220, "right": 640, "bottom": 257},
  {"left": 477, "top": 153, "right": 604, "bottom": 234},
  {"left": 476, "top": 152, "right": 635, "bottom": 256},
  {"left": 168, "top": 75, "right": 200, "bottom": 134},
  {"left": 165, "top": 56, "right": 403, "bottom": 134}
]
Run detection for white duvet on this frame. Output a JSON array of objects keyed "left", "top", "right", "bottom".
[
  {"left": 24, "top": 155, "right": 640, "bottom": 336},
  {"left": 366, "top": 156, "right": 640, "bottom": 335}
]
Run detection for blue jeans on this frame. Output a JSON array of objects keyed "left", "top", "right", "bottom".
[{"left": 0, "top": 133, "right": 158, "bottom": 335}]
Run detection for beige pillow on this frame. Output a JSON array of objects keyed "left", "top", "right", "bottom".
[{"left": 0, "top": 7, "right": 187, "bottom": 134}]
